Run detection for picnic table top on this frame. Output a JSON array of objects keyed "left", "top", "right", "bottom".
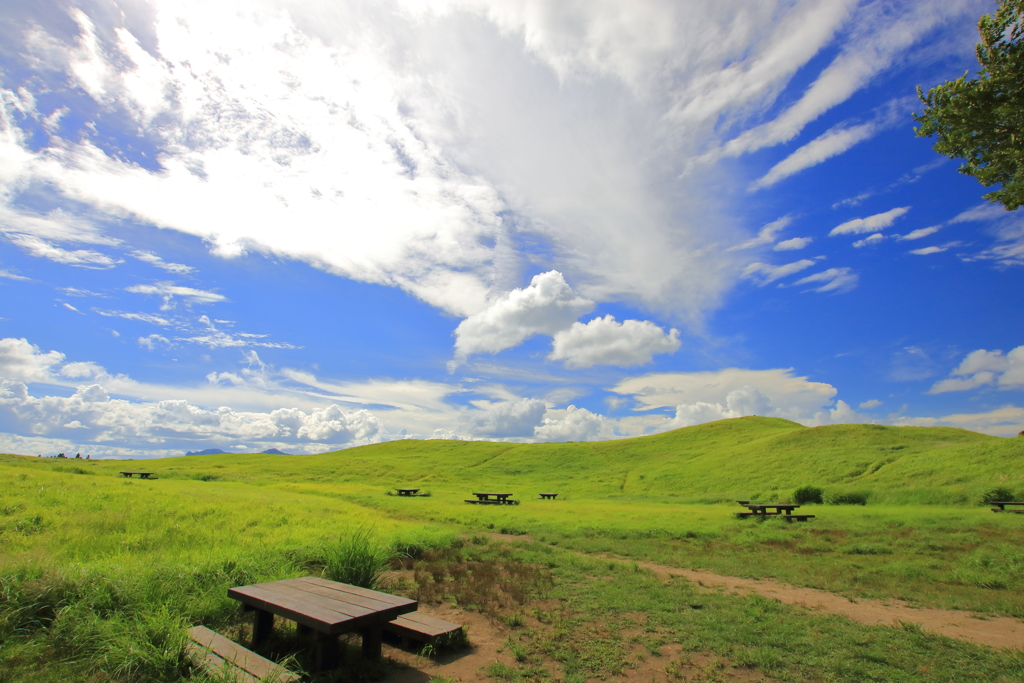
[
  {"left": 473, "top": 492, "right": 513, "bottom": 497},
  {"left": 228, "top": 577, "right": 416, "bottom": 636},
  {"left": 991, "top": 501, "right": 1024, "bottom": 505},
  {"left": 743, "top": 503, "right": 801, "bottom": 510},
  {"left": 396, "top": 488, "right": 420, "bottom": 492}
]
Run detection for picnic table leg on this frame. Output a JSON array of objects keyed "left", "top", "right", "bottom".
[
  {"left": 314, "top": 632, "right": 341, "bottom": 671},
  {"left": 252, "top": 609, "right": 274, "bottom": 645},
  {"left": 361, "top": 625, "right": 383, "bottom": 659}
]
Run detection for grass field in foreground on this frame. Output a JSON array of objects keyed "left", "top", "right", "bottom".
[{"left": 2, "top": 417, "right": 1024, "bottom": 681}]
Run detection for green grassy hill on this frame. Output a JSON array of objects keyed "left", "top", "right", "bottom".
[{"left": 8, "top": 417, "right": 1022, "bottom": 503}]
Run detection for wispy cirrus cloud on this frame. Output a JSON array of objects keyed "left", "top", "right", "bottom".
[{"left": 131, "top": 250, "right": 195, "bottom": 274}]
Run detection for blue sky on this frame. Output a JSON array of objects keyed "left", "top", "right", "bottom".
[{"left": 1, "top": 0, "right": 1022, "bottom": 457}]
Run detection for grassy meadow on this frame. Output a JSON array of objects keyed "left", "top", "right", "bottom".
[{"left": 2, "top": 417, "right": 1024, "bottom": 682}]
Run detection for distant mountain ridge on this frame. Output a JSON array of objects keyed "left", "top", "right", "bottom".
[{"left": 184, "top": 447, "right": 291, "bottom": 456}]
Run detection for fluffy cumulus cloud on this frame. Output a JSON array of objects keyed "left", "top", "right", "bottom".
[
  {"left": 548, "top": 315, "right": 680, "bottom": 369},
  {"left": 534, "top": 405, "right": 613, "bottom": 442},
  {"left": 461, "top": 398, "right": 548, "bottom": 438},
  {"left": 453, "top": 271, "right": 593, "bottom": 359},
  {"left": 613, "top": 368, "right": 839, "bottom": 424},
  {"left": 0, "top": 338, "right": 66, "bottom": 383},
  {"left": 928, "top": 346, "right": 1024, "bottom": 394},
  {"left": 0, "top": 379, "right": 383, "bottom": 448}
]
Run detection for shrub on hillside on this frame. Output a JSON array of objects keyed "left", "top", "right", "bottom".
[
  {"left": 793, "top": 486, "right": 824, "bottom": 505},
  {"left": 980, "top": 487, "right": 1016, "bottom": 505},
  {"left": 825, "top": 490, "right": 869, "bottom": 505}
]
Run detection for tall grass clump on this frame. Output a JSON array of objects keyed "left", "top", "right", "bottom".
[
  {"left": 824, "top": 490, "right": 869, "bottom": 505},
  {"left": 793, "top": 486, "right": 823, "bottom": 504},
  {"left": 322, "top": 528, "right": 396, "bottom": 589},
  {"left": 980, "top": 487, "right": 1016, "bottom": 505}
]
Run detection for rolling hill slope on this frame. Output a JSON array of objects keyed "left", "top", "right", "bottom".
[{"left": 6, "top": 417, "right": 1021, "bottom": 503}]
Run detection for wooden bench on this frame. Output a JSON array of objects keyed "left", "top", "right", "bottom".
[
  {"left": 384, "top": 613, "right": 463, "bottom": 649},
  {"left": 187, "top": 626, "right": 299, "bottom": 683},
  {"left": 736, "top": 512, "right": 814, "bottom": 522}
]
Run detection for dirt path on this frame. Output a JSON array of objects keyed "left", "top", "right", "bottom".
[
  {"left": 634, "top": 560, "right": 1024, "bottom": 650},
  {"left": 483, "top": 532, "right": 1024, "bottom": 650}
]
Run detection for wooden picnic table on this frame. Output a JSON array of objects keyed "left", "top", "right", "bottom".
[
  {"left": 538, "top": 493, "right": 558, "bottom": 500},
  {"left": 737, "top": 503, "right": 814, "bottom": 522},
  {"left": 228, "top": 577, "right": 417, "bottom": 671},
  {"left": 119, "top": 471, "right": 155, "bottom": 478},
  {"left": 991, "top": 501, "right": 1024, "bottom": 513},
  {"left": 465, "top": 492, "right": 519, "bottom": 505},
  {"left": 396, "top": 488, "right": 420, "bottom": 496}
]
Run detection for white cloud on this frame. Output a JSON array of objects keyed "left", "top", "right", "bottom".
[
  {"left": 534, "top": 405, "right": 613, "bottom": 441},
  {"left": 548, "top": 315, "right": 680, "bottom": 369},
  {"left": 852, "top": 233, "right": 885, "bottom": 248},
  {"left": 806, "top": 399, "right": 872, "bottom": 426},
  {"left": 0, "top": 338, "right": 65, "bottom": 383},
  {"left": 461, "top": 397, "right": 547, "bottom": 438},
  {"left": 125, "top": 283, "right": 226, "bottom": 309},
  {"left": 893, "top": 405, "right": 1024, "bottom": 438},
  {"left": 62, "top": 303, "right": 83, "bottom": 313},
  {"left": 727, "top": 216, "right": 792, "bottom": 252},
  {"left": 6, "top": 0, "right": 966, "bottom": 324},
  {"left": 773, "top": 237, "right": 812, "bottom": 251},
  {"left": 899, "top": 226, "right": 941, "bottom": 241},
  {"left": 715, "top": 2, "right": 974, "bottom": 159},
  {"left": 949, "top": 203, "right": 1009, "bottom": 224},
  {"left": 131, "top": 250, "right": 195, "bottom": 274},
  {"left": 791, "top": 267, "right": 858, "bottom": 293},
  {"left": 859, "top": 399, "right": 882, "bottom": 409},
  {"left": 0, "top": 205, "right": 119, "bottom": 246},
  {"left": 5, "top": 233, "right": 121, "bottom": 268},
  {"left": 612, "top": 368, "right": 837, "bottom": 420},
  {"left": 0, "top": 379, "right": 384, "bottom": 447},
  {"left": 909, "top": 242, "right": 960, "bottom": 255},
  {"left": 94, "top": 310, "right": 176, "bottom": 326},
  {"left": 966, "top": 214, "right": 1024, "bottom": 266},
  {"left": 138, "top": 334, "right": 171, "bottom": 350},
  {"left": 0, "top": 268, "right": 30, "bottom": 281},
  {"left": 928, "top": 346, "right": 1024, "bottom": 394},
  {"left": 453, "top": 271, "right": 593, "bottom": 359},
  {"left": 752, "top": 96, "right": 912, "bottom": 189},
  {"left": 830, "top": 207, "right": 910, "bottom": 236},
  {"left": 741, "top": 259, "right": 816, "bottom": 285},
  {"left": 753, "top": 121, "right": 877, "bottom": 189}
]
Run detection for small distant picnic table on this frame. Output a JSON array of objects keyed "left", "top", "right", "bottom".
[
  {"left": 119, "top": 471, "right": 154, "bottom": 478},
  {"left": 538, "top": 493, "right": 558, "bottom": 500},
  {"left": 228, "top": 577, "right": 417, "bottom": 671},
  {"left": 737, "top": 503, "right": 814, "bottom": 521},
  {"left": 396, "top": 488, "right": 420, "bottom": 496},
  {"left": 466, "top": 492, "right": 519, "bottom": 505},
  {"left": 991, "top": 501, "right": 1024, "bottom": 513}
]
